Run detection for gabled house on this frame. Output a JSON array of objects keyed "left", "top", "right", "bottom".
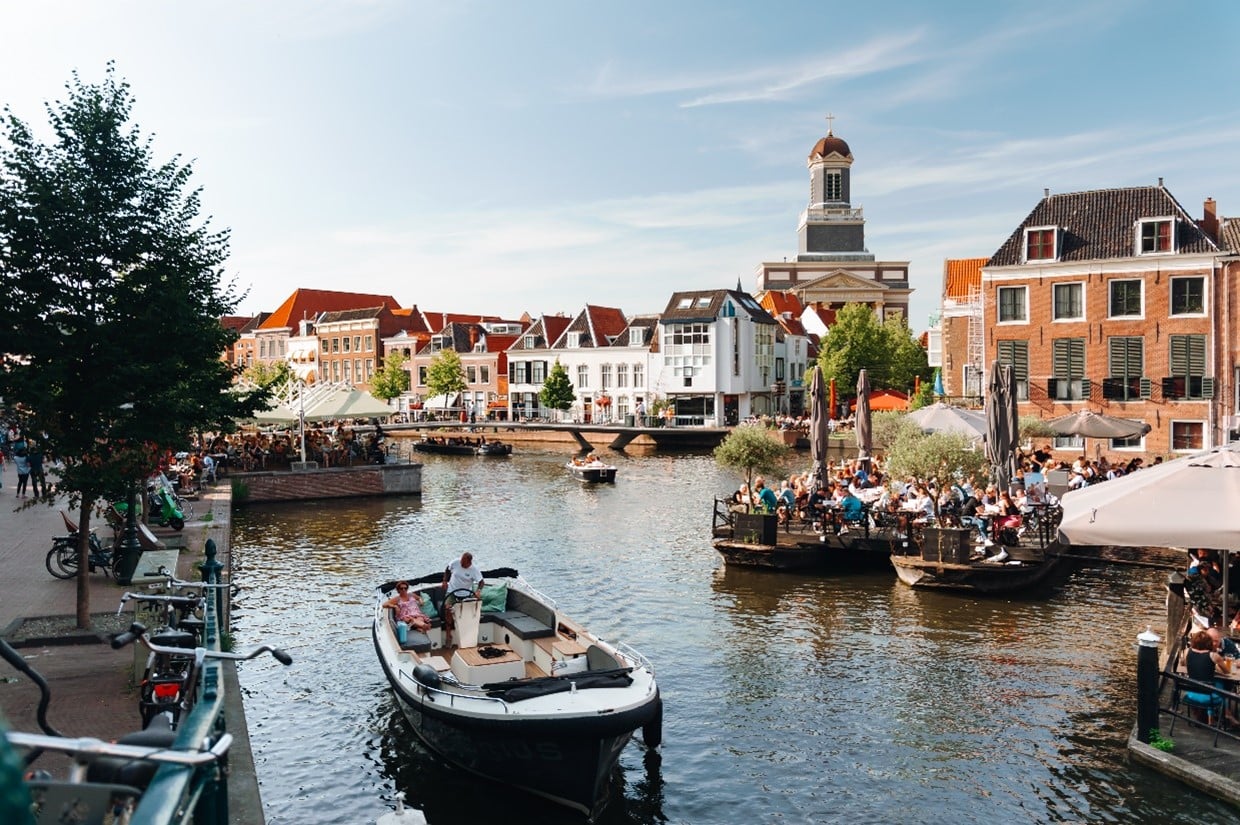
[
  {"left": 653, "top": 289, "right": 778, "bottom": 426},
  {"left": 315, "top": 305, "right": 407, "bottom": 390},
  {"left": 505, "top": 314, "right": 572, "bottom": 420},
  {"left": 983, "top": 184, "right": 1224, "bottom": 457},
  {"left": 407, "top": 321, "right": 526, "bottom": 420},
  {"left": 757, "top": 291, "right": 814, "bottom": 416},
  {"left": 540, "top": 305, "right": 631, "bottom": 423},
  {"left": 255, "top": 288, "right": 401, "bottom": 367}
]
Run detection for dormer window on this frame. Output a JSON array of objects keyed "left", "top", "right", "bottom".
[
  {"left": 430, "top": 335, "right": 448, "bottom": 352},
  {"left": 566, "top": 332, "right": 581, "bottom": 348},
  {"left": 1137, "top": 218, "right": 1174, "bottom": 254},
  {"left": 523, "top": 335, "right": 536, "bottom": 348},
  {"left": 1024, "top": 226, "right": 1058, "bottom": 262},
  {"left": 473, "top": 342, "right": 485, "bottom": 353},
  {"left": 677, "top": 297, "right": 692, "bottom": 309},
  {"left": 695, "top": 297, "right": 711, "bottom": 308},
  {"left": 629, "top": 327, "right": 645, "bottom": 346}
]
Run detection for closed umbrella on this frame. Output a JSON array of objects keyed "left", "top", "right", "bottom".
[
  {"left": 808, "top": 366, "right": 829, "bottom": 491},
  {"left": 933, "top": 369, "right": 945, "bottom": 398},
  {"left": 855, "top": 368, "right": 872, "bottom": 467},
  {"left": 1058, "top": 443, "right": 1240, "bottom": 630},
  {"left": 985, "top": 361, "right": 1015, "bottom": 492},
  {"left": 829, "top": 378, "right": 837, "bottom": 421}
]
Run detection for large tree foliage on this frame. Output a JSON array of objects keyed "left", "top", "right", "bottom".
[
  {"left": 539, "top": 360, "right": 575, "bottom": 417},
  {"left": 242, "top": 359, "right": 294, "bottom": 389},
  {"left": 425, "top": 349, "right": 467, "bottom": 413},
  {"left": 817, "top": 303, "right": 931, "bottom": 394},
  {"left": 0, "top": 66, "right": 265, "bottom": 625},
  {"left": 370, "top": 352, "right": 410, "bottom": 401},
  {"left": 883, "top": 430, "right": 988, "bottom": 519}
]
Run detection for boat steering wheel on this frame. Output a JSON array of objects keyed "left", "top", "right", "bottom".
[{"left": 450, "top": 588, "right": 479, "bottom": 601}]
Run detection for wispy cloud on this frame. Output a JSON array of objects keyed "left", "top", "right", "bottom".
[{"left": 582, "top": 30, "right": 927, "bottom": 107}]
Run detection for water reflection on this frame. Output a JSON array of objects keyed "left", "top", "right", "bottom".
[{"left": 232, "top": 452, "right": 1237, "bottom": 824}]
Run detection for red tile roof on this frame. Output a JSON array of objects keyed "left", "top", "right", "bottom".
[
  {"left": 259, "top": 289, "right": 402, "bottom": 330},
  {"left": 942, "top": 258, "right": 986, "bottom": 299}
]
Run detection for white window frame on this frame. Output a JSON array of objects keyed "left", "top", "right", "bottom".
[
  {"left": 1136, "top": 217, "right": 1176, "bottom": 256},
  {"left": 1169, "top": 275, "right": 1207, "bottom": 317},
  {"left": 629, "top": 327, "right": 645, "bottom": 346},
  {"left": 1023, "top": 225, "right": 1058, "bottom": 263},
  {"left": 997, "top": 286, "right": 1029, "bottom": 324},
  {"left": 1051, "top": 282, "right": 1085, "bottom": 322},
  {"left": 1108, "top": 279, "right": 1145, "bottom": 320},
  {"left": 566, "top": 332, "right": 581, "bottom": 348}
]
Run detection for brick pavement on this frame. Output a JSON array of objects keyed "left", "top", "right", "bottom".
[{"left": 0, "top": 482, "right": 264, "bottom": 823}]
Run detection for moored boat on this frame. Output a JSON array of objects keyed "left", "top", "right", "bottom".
[
  {"left": 889, "top": 533, "right": 1063, "bottom": 594},
  {"left": 413, "top": 436, "right": 511, "bottom": 456},
  {"left": 475, "top": 440, "right": 512, "bottom": 456},
  {"left": 371, "top": 568, "right": 660, "bottom": 818},
  {"left": 567, "top": 455, "right": 617, "bottom": 483}
]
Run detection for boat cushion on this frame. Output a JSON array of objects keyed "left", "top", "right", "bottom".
[
  {"left": 389, "top": 611, "right": 434, "bottom": 652},
  {"left": 481, "top": 583, "right": 508, "bottom": 612},
  {"left": 483, "top": 610, "right": 554, "bottom": 640},
  {"left": 419, "top": 592, "right": 439, "bottom": 618}
]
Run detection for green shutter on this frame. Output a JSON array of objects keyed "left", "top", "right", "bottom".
[
  {"left": 1139, "top": 377, "right": 1152, "bottom": 399},
  {"left": 1169, "top": 336, "right": 1187, "bottom": 375},
  {"left": 1202, "top": 377, "right": 1215, "bottom": 399},
  {"left": 1080, "top": 378, "right": 1091, "bottom": 399}
]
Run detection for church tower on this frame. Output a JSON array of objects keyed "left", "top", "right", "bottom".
[{"left": 798, "top": 116, "right": 872, "bottom": 262}]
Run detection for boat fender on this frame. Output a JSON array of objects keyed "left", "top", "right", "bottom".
[
  {"left": 412, "top": 663, "right": 441, "bottom": 689},
  {"left": 642, "top": 695, "right": 663, "bottom": 748}
]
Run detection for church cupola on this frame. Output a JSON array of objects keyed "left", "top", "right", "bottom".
[
  {"left": 798, "top": 115, "right": 869, "bottom": 261},
  {"left": 807, "top": 114, "right": 854, "bottom": 206}
]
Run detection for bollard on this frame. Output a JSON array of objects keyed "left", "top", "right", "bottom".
[
  {"left": 1136, "top": 626, "right": 1161, "bottom": 744},
  {"left": 114, "top": 484, "right": 144, "bottom": 586},
  {"left": 201, "top": 539, "right": 225, "bottom": 636}
]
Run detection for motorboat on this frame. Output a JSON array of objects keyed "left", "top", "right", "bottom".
[
  {"left": 413, "top": 436, "right": 510, "bottom": 456},
  {"left": 566, "top": 456, "right": 617, "bottom": 483},
  {"left": 889, "top": 527, "right": 1063, "bottom": 594},
  {"left": 372, "top": 568, "right": 661, "bottom": 818}
]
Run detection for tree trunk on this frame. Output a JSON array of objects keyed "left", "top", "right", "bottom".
[{"left": 75, "top": 500, "right": 94, "bottom": 629}]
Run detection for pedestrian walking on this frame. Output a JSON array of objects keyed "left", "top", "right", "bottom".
[
  {"left": 27, "top": 439, "right": 45, "bottom": 498},
  {"left": 12, "top": 441, "right": 30, "bottom": 497}
]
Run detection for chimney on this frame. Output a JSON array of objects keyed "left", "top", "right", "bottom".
[
  {"left": 469, "top": 326, "right": 478, "bottom": 350},
  {"left": 1199, "top": 197, "right": 1219, "bottom": 241}
]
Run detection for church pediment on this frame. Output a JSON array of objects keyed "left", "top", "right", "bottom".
[{"left": 798, "top": 270, "right": 888, "bottom": 292}]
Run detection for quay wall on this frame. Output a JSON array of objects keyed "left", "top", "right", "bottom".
[{"left": 232, "top": 463, "right": 422, "bottom": 503}]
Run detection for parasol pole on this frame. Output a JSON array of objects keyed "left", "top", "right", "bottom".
[{"left": 299, "top": 381, "right": 307, "bottom": 463}]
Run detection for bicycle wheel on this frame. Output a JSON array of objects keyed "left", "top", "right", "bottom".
[{"left": 46, "top": 540, "right": 79, "bottom": 579}]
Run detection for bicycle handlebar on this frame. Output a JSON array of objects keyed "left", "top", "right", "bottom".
[
  {"left": 140, "top": 566, "right": 230, "bottom": 589},
  {"left": 117, "top": 592, "right": 204, "bottom": 615},
  {"left": 112, "top": 622, "right": 293, "bottom": 666},
  {"left": 5, "top": 731, "right": 233, "bottom": 767}
]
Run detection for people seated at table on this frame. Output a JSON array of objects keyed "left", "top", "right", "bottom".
[{"left": 1184, "top": 630, "right": 1238, "bottom": 727}]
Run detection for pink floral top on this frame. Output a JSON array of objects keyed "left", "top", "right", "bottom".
[{"left": 391, "top": 593, "right": 427, "bottom": 625}]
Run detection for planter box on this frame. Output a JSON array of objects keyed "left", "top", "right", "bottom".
[
  {"left": 921, "top": 527, "right": 972, "bottom": 563},
  {"left": 734, "top": 512, "right": 777, "bottom": 546}
]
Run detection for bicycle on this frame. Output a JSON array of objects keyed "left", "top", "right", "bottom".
[
  {"left": 111, "top": 622, "right": 292, "bottom": 730},
  {"left": 45, "top": 512, "right": 120, "bottom": 580}
]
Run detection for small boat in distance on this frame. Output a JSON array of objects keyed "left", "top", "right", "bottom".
[
  {"left": 567, "top": 454, "right": 617, "bottom": 483},
  {"left": 372, "top": 568, "right": 660, "bottom": 818},
  {"left": 413, "top": 436, "right": 512, "bottom": 456}
]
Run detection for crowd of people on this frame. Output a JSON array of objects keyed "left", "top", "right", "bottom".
[
  {"left": 190, "top": 423, "right": 387, "bottom": 473},
  {"left": 0, "top": 422, "right": 50, "bottom": 498}
]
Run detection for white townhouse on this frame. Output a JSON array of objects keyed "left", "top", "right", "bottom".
[{"left": 651, "top": 289, "right": 780, "bottom": 426}]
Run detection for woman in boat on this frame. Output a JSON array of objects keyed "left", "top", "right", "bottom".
[{"left": 384, "top": 582, "right": 431, "bottom": 633}]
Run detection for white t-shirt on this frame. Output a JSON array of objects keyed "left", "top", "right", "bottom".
[{"left": 445, "top": 558, "right": 483, "bottom": 593}]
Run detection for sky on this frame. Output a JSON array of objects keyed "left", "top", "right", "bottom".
[{"left": 2, "top": 1, "right": 1238, "bottom": 331}]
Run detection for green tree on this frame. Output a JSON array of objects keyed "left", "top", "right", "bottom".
[
  {"left": 242, "top": 360, "right": 294, "bottom": 389},
  {"left": 0, "top": 66, "right": 266, "bottom": 626},
  {"left": 539, "top": 360, "right": 575, "bottom": 419},
  {"left": 816, "top": 303, "right": 931, "bottom": 394},
  {"left": 371, "top": 352, "right": 410, "bottom": 402},
  {"left": 426, "top": 349, "right": 466, "bottom": 415},
  {"left": 713, "top": 425, "right": 790, "bottom": 511},
  {"left": 883, "top": 430, "right": 988, "bottom": 519}
]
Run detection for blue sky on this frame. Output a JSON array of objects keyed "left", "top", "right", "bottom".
[{"left": 3, "top": 1, "right": 1238, "bottom": 331}]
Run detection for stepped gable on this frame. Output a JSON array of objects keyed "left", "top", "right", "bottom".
[
  {"left": 988, "top": 186, "right": 1219, "bottom": 266},
  {"left": 260, "top": 288, "right": 401, "bottom": 330}
]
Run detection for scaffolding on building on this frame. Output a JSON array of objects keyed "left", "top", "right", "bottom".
[{"left": 963, "top": 285, "right": 985, "bottom": 403}]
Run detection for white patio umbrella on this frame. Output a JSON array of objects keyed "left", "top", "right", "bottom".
[
  {"left": 906, "top": 402, "right": 987, "bottom": 442},
  {"left": 1058, "top": 442, "right": 1240, "bottom": 629}
]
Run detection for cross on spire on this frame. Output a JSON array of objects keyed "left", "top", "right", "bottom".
[{"left": 825, "top": 112, "right": 835, "bottom": 135}]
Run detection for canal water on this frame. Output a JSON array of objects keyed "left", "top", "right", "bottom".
[{"left": 230, "top": 450, "right": 1235, "bottom": 824}]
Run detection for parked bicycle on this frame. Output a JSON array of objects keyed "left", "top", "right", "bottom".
[
  {"left": 111, "top": 622, "right": 292, "bottom": 730},
  {"left": 45, "top": 511, "right": 121, "bottom": 580}
]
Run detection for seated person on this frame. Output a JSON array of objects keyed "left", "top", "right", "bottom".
[
  {"left": 1206, "top": 626, "right": 1240, "bottom": 660},
  {"left": 839, "top": 489, "right": 864, "bottom": 525},
  {"left": 806, "top": 484, "right": 832, "bottom": 529},
  {"left": 776, "top": 481, "right": 796, "bottom": 524},
  {"left": 1184, "top": 629, "right": 1238, "bottom": 726},
  {"left": 384, "top": 582, "right": 431, "bottom": 635},
  {"left": 753, "top": 477, "right": 779, "bottom": 514},
  {"left": 730, "top": 484, "right": 750, "bottom": 513}
]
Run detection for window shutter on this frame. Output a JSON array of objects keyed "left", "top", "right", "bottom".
[
  {"left": 1139, "top": 377, "right": 1152, "bottom": 399},
  {"left": 1108, "top": 337, "right": 1126, "bottom": 375},
  {"left": 1169, "top": 336, "right": 1187, "bottom": 375},
  {"left": 1080, "top": 378, "right": 1091, "bottom": 400},
  {"left": 1053, "top": 340, "right": 1069, "bottom": 376},
  {"left": 1202, "top": 377, "right": 1215, "bottom": 399},
  {"left": 1189, "top": 335, "right": 1206, "bottom": 375}
]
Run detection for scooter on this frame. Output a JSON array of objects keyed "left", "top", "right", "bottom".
[{"left": 146, "top": 474, "right": 186, "bottom": 531}]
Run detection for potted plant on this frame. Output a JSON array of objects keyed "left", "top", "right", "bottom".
[{"left": 884, "top": 430, "right": 988, "bottom": 562}]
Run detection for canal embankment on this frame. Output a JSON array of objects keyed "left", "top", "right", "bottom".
[{"left": 0, "top": 482, "right": 263, "bottom": 824}]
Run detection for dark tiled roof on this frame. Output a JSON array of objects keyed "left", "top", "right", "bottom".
[
  {"left": 610, "top": 315, "right": 658, "bottom": 348},
  {"left": 318, "top": 306, "right": 386, "bottom": 324},
  {"left": 506, "top": 315, "right": 572, "bottom": 351},
  {"left": 988, "top": 186, "right": 1218, "bottom": 266},
  {"left": 661, "top": 289, "right": 775, "bottom": 324},
  {"left": 1220, "top": 216, "right": 1240, "bottom": 254}
]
